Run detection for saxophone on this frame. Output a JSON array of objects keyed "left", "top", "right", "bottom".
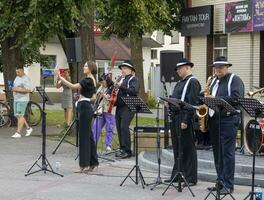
[
  {"left": 247, "top": 87, "right": 264, "bottom": 97},
  {"left": 196, "top": 75, "right": 215, "bottom": 132}
]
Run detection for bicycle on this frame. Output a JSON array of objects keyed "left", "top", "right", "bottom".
[{"left": 0, "top": 91, "right": 42, "bottom": 127}]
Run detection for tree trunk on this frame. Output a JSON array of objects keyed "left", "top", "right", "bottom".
[
  {"left": 130, "top": 30, "right": 148, "bottom": 102},
  {"left": 79, "top": 13, "right": 95, "bottom": 80},
  {"left": 1, "top": 37, "right": 24, "bottom": 107}
]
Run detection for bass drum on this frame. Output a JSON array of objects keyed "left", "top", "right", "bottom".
[{"left": 244, "top": 119, "right": 264, "bottom": 154}]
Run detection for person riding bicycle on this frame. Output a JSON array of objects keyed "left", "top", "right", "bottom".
[{"left": 11, "top": 67, "right": 33, "bottom": 138}]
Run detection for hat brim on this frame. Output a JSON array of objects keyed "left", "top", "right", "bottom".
[
  {"left": 118, "top": 64, "right": 136, "bottom": 72},
  {"left": 210, "top": 63, "right": 232, "bottom": 67},
  {"left": 174, "top": 62, "right": 194, "bottom": 70}
]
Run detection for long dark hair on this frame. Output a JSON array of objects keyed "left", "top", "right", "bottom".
[{"left": 86, "top": 61, "right": 97, "bottom": 75}]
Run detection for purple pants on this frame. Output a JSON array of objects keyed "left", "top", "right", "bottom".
[{"left": 92, "top": 112, "right": 115, "bottom": 147}]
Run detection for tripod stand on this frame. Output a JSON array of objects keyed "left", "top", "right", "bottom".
[
  {"left": 52, "top": 116, "right": 79, "bottom": 155},
  {"left": 161, "top": 97, "right": 195, "bottom": 197},
  {"left": 120, "top": 96, "right": 151, "bottom": 189},
  {"left": 147, "top": 98, "right": 167, "bottom": 190},
  {"left": 25, "top": 83, "right": 63, "bottom": 177},
  {"left": 201, "top": 97, "right": 237, "bottom": 200},
  {"left": 235, "top": 98, "right": 264, "bottom": 200}
]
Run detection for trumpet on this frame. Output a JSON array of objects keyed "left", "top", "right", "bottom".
[{"left": 247, "top": 87, "right": 264, "bottom": 97}]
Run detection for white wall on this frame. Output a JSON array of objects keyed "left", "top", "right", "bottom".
[
  {"left": 150, "top": 31, "right": 185, "bottom": 67},
  {"left": 142, "top": 47, "right": 151, "bottom": 93}
]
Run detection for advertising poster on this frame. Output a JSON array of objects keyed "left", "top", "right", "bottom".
[
  {"left": 253, "top": 0, "right": 264, "bottom": 31},
  {"left": 225, "top": 0, "right": 252, "bottom": 33}
]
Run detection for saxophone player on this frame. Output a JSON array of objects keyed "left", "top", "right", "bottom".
[
  {"left": 165, "top": 58, "right": 201, "bottom": 186},
  {"left": 207, "top": 56, "right": 244, "bottom": 194}
]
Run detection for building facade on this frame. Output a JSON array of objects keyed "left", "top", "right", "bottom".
[{"left": 184, "top": 0, "right": 264, "bottom": 93}]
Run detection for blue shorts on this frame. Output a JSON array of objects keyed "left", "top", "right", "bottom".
[{"left": 14, "top": 101, "right": 28, "bottom": 116}]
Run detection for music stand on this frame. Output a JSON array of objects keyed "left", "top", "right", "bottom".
[
  {"left": 201, "top": 97, "right": 237, "bottom": 200},
  {"left": 119, "top": 96, "right": 152, "bottom": 189},
  {"left": 235, "top": 98, "right": 264, "bottom": 200},
  {"left": 160, "top": 97, "right": 195, "bottom": 197},
  {"left": 25, "top": 86, "right": 63, "bottom": 177}
]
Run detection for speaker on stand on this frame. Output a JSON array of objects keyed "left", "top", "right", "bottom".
[{"left": 160, "top": 50, "right": 183, "bottom": 148}]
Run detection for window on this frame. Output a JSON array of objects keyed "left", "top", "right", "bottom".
[
  {"left": 151, "top": 49, "right": 158, "bottom": 59},
  {"left": 214, "top": 35, "right": 227, "bottom": 59},
  {"left": 156, "top": 30, "right": 164, "bottom": 45},
  {"left": 40, "top": 55, "right": 57, "bottom": 87},
  {"left": 171, "top": 31, "right": 179, "bottom": 44}
]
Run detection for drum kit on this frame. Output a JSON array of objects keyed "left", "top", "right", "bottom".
[
  {"left": 243, "top": 87, "right": 264, "bottom": 155},
  {"left": 244, "top": 119, "right": 264, "bottom": 154}
]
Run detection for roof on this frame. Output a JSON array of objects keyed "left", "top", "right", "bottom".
[
  {"left": 122, "top": 37, "right": 163, "bottom": 48},
  {"left": 95, "top": 36, "right": 131, "bottom": 61}
]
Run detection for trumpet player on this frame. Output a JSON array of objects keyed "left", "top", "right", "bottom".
[
  {"left": 207, "top": 56, "right": 244, "bottom": 194},
  {"left": 165, "top": 58, "right": 201, "bottom": 186}
]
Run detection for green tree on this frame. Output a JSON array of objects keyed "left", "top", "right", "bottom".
[
  {"left": 0, "top": 0, "right": 87, "bottom": 102},
  {"left": 97, "top": 0, "right": 184, "bottom": 101}
]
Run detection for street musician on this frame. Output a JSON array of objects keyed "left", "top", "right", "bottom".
[
  {"left": 165, "top": 58, "right": 201, "bottom": 186},
  {"left": 92, "top": 74, "right": 116, "bottom": 152},
  {"left": 114, "top": 60, "right": 139, "bottom": 159},
  {"left": 207, "top": 56, "right": 244, "bottom": 194}
]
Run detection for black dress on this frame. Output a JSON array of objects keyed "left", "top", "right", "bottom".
[
  {"left": 78, "top": 77, "right": 98, "bottom": 168},
  {"left": 170, "top": 75, "right": 201, "bottom": 184}
]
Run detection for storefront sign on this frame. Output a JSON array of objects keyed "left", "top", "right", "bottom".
[
  {"left": 253, "top": 0, "right": 264, "bottom": 31},
  {"left": 225, "top": 1, "right": 252, "bottom": 33},
  {"left": 181, "top": 5, "right": 213, "bottom": 36}
]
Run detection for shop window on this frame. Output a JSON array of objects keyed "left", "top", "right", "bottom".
[
  {"left": 151, "top": 49, "right": 158, "bottom": 59},
  {"left": 40, "top": 55, "right": 56, "bottom": 87},
  {"left": 214, "top": 34, "right": 227, "bottom": 59}
]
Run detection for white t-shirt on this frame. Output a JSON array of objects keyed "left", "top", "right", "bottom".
[{"left": 13, "top": 75, "right": 31, "bottom": 101}]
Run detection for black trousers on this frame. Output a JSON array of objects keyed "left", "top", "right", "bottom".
[
  {"left": 77, "top": 101, "right": 98, "bottom": 168},
  {"left": 209, "top": 114, "right": 240, "bottom": 190},
  {"left": 170, "top": 114, "right": 197, "bottom": 184},
  {"left": 115, "top": 106, "right": 135, "bottom": 154}
]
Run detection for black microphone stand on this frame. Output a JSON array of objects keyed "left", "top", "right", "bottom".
[
  {"left": 160, "top": 97, "right": 195, "bottom": 197},
  {"left": 147, "top": 98, "right": 167, "bottom": 190},
  {"left": 25, "top": 76, "right": 63, "bottom": 177}
]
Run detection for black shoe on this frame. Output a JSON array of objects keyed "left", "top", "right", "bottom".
[
  {"left": 115, "top": 150, "right": 124, "bottom": 157},
  {"left": 119, "top": 152, "right": 132, "bottom": 159},
  {"left": 207, "top": 185, "right": 224, "bottom": 191}
]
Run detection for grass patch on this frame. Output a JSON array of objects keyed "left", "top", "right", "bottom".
[{"left": 46, "top": 110, "right": 164, "bottom": 150}]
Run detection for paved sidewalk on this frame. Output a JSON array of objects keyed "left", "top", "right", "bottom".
[{"left": 0, "top": 126, "right": 253, "bottom": 200}]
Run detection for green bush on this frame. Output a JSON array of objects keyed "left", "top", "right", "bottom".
[{"left": 146, "top": 96, "right": 157, "bottom": 109}]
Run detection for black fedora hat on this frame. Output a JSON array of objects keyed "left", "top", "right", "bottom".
[
  {"left": 118, "top": 60, "right": 135, "bottom": 72},
  {"left": 210, "top": 56, "right": 232, "bottom": 67},
  {"left": 175, "top": 58, "right": 194, "bottom": 70}
]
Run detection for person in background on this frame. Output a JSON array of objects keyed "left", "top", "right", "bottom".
[
  {"left": 92, "top": 73, "right": 115, "bottom": 151},
  {"left": 56, "top": 68, "right": 73, "bottom": 126},
  {"left": 58, "top": 61, "right": 98, "bottom": 173},
  {"left": 11, "top": 67, "right": 33, "bottom": 138}
]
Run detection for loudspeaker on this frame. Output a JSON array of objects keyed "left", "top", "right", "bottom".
[
  {"left": 65, "top": 38, "right": 82, "bottom": 63},
  {"left": 160, "top": 50, "right": 183, "bottom": 82}
]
